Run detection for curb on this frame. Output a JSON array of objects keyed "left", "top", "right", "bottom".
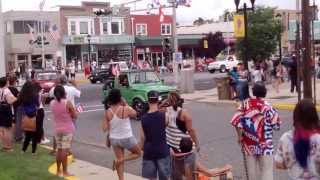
[
  {"left": 273, "top": 103, "right": 320, "bottom": 112},
  {"left": 75, "top": 79, "right": 89, "bottom": 85},
  {"left": 41, "top": 145, "right": 79, "bottom": 180}
]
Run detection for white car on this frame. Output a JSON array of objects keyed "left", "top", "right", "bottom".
[{"left": 208, "top": 56, "right": 239, "bottom": 73}]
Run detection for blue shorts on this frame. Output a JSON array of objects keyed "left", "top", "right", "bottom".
[
  {"left": 142, "top": 155, "right": 171, "bottom": 180},
  {"left": 110, "top": 136, "right": 137, "bottom": 150}
]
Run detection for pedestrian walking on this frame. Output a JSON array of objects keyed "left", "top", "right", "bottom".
[
  {"left": 229, "top": 67, "right": 239, "bottom": 99},
  {"left": 140, "top": 91, "right": 171, "bottom": 180},
  {"left": 289, "top": 56, "right": 298, "bottom": 93},
  {"left": 20, "top": 81, "right": 41, "bottom": 154},
  {"left": 230, "top": 83, "right": 281, "bottom": 180},
  {"left": 65, "top": 65, "right": 70, "bottom": 80},
  {"left": 0, "top": 77, "right": 17, "bottom": 152},
  {"left": 237, "top": 63, "right": 250, "bottom": 101},
  {"left": 50, "top": 85, "right": 77, "bottom": 177},
  {"left": 251, "top": 65, "right": 264, "bottom": 83},
  {"left": 102, "top": 89, "right": 141, "bottom": 180},
  {"left": 272, "top": 61, "right": 283, "bottom": 93},
  {"left": 70, "top": 63, "right": 76, "bottom": 80},
  {"left": 275, "top": 99, "right": 320, "bottom": 179}
]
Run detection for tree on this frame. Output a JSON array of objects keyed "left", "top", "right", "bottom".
[
  {"left": 235, "top": 7, "right": 283, "bottom": 63},
  {"left": 198, "top": 32, "right": 227, "bottom": 58},
  {"left": 223, "top": 10, "right": 234, "bottom": 22},
  {"left": 193, "top": 17, "right": 205, "bottom": 26}
]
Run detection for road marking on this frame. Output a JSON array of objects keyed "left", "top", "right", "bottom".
[{"left": 45, "top": 108, "right": 105, "bottom": 114}]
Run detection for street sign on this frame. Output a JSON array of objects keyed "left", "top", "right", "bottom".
[
  {"left": 174, "top": 52, "right": 183, "bottom": 62},
  {"left": 233, "top": 14, "right": 245, "bottom": 38}
]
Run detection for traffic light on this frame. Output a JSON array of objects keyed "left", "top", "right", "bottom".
[
  {"left": 94, "top": 9, "right": 113, "bottom": 16},
  {"left": 203, "top": 39, "right": 208, "bottom": 49},
  {"left": 163, "top": 37, "right": 171, "bottom": 52}
]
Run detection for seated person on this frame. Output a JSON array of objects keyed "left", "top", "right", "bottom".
[
  {"left": 171, "top": 137, "right": 232, "bottom": 179},
  {"left": 119, "top": 75, "right": 129, "bottom": 87}
]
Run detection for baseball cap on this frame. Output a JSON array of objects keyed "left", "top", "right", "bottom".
[{"left": 148, "top": 91, "right": 160, "bottom": 101}]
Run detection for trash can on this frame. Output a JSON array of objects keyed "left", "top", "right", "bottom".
[{"left": 215, "top": 77, "right": 232, "bottom": 100}]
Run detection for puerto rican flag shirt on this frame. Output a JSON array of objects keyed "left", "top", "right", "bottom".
[{"left": 231, "top": 98, "right": 281, "bottom": 156}]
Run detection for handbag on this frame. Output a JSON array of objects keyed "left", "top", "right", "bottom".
[
  {"left": 0, "top": 90, "right": 13, "bottom": 128},
  {"left": 22, "top": 115, "right": 36, "bottom": 132}
]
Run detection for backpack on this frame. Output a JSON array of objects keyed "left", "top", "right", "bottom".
[
  {"left": 23, "top": 103, "right": 37, "bottom": 118},
  {"left": 0, "top": 90, "right": 13, "bottom": 127}
]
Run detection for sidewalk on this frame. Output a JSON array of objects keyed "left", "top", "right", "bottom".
[
  {"left": 68, "top": 159, "right": 143, "bottom": 180},
  {"left": 181, "top": 80, "right": 320, "bottom": 111}
]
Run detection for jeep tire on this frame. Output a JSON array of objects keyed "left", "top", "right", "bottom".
[{"left": 220, "top": 65, "right": 227, "bottom": 73}]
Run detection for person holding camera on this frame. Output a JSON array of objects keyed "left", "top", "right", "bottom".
[{"left": 161, "top": 91, "right": 200, "bottom": 180}]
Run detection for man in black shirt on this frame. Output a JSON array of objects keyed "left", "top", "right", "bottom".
[{"left": 140, "top": 91, "right": 171, "bottom": 180}]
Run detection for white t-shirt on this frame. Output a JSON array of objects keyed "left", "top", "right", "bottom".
[
  {"left": 0, "top": 87, "right": 15, "bottom": 104},
  {"left": 70, "top": 66, "right": 76, "bottom": 74},
  {"left": 252, "top": 69, "right": 263, "bottom": 83},
  {"left": 275, "top": 130, "right": 320, "bottom": 180},
  {"left": 49, "top": 85, "right": 81, "bottom": 106}
]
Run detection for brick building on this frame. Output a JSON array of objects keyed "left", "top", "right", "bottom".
[{"left": 60, "top": 1, "right": 134, "bottom": 68}]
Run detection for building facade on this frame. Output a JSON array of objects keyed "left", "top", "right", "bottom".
[
  {"left": 60, "top": 1, "right": 134, "bottom": 69},
  {"left": 3, "top": 11, "right": 60, "bottom": 73},
  {"left": 131, "top": 14, "right": 173, "bottom": 67}
]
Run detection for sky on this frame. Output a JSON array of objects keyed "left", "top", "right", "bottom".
[{"left": 1, "top": 0, "right": 317, "bottom": 24}]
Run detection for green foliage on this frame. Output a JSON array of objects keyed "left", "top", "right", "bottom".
[
  {"left": 236, "top": 7, "right": 283, "bottom": 62},
  {"left": 0, "top": 145, "right": 62, "bottom": 180},
  {"left": 199, "top": 32, "right": 227, "bottom": 58}
]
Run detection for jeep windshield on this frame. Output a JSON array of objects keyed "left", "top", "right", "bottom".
[{"left": 130, "top": 71, "right": 160, "bottom": 84}]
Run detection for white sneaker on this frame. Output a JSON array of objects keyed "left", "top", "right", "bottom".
[{"left": 40, "top": 138, "right": 50, "bottom": 144}]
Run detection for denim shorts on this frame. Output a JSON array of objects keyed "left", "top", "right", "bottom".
[
  {"left": 110, "top": 136, "right": 137, "bottom": 150},
  {"left": 142, "top": 155, "right": 171, "bottom": 180}
]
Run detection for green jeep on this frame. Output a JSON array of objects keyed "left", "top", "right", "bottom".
[{"left": 102, "top": 69, "right": 176, "bottom": 116}]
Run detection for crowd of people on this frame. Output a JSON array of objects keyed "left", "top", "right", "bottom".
[
  {"left": 1, "top": 57, "right": 320, "bottom": 180},
  {"left": 0, "top": 73, "right": 81, "bottom": 177}
]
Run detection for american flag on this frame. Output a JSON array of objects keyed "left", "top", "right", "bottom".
[
  {"left": 112, "top": 65, "right": 120, "bottom": 77},
  {"left": 76, "top": 103, "right": 84, "bottom": 113},
  {"left": 27, "top": 24, "right": 36, "bottom": 43},
  {"left": 48, "top": 24, "right": 60, "bottom": 41},
  {"left": 159, "top": 5, "right": 164, "bottom": 22}
]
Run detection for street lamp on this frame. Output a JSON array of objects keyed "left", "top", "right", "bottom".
[
  {"left": 276, "top": 13, "right": 284, "bottom": 62},
  {"left": 234, "top": 0, "right": 255, "bottom": 70},
  {"left": 87, "top": 34, "right": 91, "bottom": 65}
]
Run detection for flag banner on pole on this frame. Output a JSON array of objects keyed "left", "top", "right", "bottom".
[
  {"left": 234, "top": 14, "right": 245, "bottom": 38},
  {"left": 159, "top": 5, "right": 164, "bottom": 22},
  {"left": 76, "top": 103, "right": 84, "bottom": 113},
  {"left": 27, "top": 24, "right": 36, "bottom": 42},
  {"left": 48, "top": 24, "right": 60, "bottom": 41}
]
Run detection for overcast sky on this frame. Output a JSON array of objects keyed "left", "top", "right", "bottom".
[{"left": 1, "top": 0, "right": 317, "bottom": 24}]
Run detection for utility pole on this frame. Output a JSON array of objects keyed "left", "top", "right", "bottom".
[
  {"left": 172, "top": 0, "right": 179, "bottom": 84},
  {"left": 301, "top": 0, "right": 313, "bottom": 99},
  {"left": 296, "top": 0, "right": 302, "bottom": 102},
  {"left": 0, "top": 0, "right": 5, "bottom": 76},
  {"left": 40, "top": 0, "right": 46, "bottom": 69},
  {"left": 312, "top": 0, "right": 317, "bottom": 105}
]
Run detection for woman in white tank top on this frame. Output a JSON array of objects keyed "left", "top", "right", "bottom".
[{"left": 102, "top": 89, "right": 141, "bottom": 180}]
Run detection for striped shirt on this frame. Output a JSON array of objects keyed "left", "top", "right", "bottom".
[{"left": 166, "top": 106, "right": 191, "bottom": 152}]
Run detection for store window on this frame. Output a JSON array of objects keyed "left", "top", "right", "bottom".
[
  {"left": 102, "top": 23, "right": 108, "bottom": 34},
  {"left": 136, "top": 24, "right": 147, "bottom": 36},
  {"left": 70, "top": 21, "right": 76, "bottom": 35},
  {"left": 111, "top": 22, "right": 120, "bottom": 35},
  {"left": 161, "top": 24, "right": 171, "bottom": 35},
  {"left": 80, "top": 22, "right": 89, "bottom": 34},
  {"left": 13, "top": 20, "right": 49, "bottom": 34},
  {"left": 17, "top": 55, "right": 28, "bottom": 61}
]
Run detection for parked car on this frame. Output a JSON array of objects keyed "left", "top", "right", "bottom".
[
  {"left": 34, "top": 71, "right": 58, "bottom": 93},
  {"left": 102, "top": 69, "right": 176, "bottom": 117},
  {"left": 208, "top": 55, "right": 239, "bottom": 73},
  {"left": 88, "top": 69, "right": 111, "bottom": 84}
]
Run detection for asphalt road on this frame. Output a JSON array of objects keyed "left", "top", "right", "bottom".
[{"left": 42, "top": 82, "right": 296, "bottom": 180}]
